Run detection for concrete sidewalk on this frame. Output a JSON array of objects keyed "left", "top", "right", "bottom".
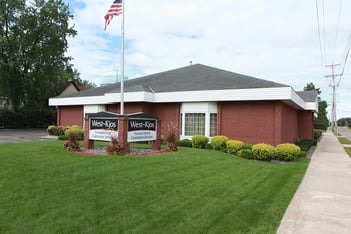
[{"left": 277, "top": 131, "right": 351, "bottom": 233}]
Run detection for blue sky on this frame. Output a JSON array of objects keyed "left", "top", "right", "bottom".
[{"left": 65, "top": 0, "right": 351, "bottom": 118}]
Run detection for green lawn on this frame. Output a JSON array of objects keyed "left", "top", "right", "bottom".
[
  {"left": 337, "top": 136, "right": 351, "bottom": 145},
  {"left": 0, "top": 141, "right": 309, "bottom": 233},
  {"left": 344, "top": 147, "right": 351, "bottom": 158}
]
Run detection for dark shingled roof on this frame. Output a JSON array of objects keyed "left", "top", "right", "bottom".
[
  {"left": 57, "top": 64, "right": 289, "bottom": 98},
  {"left": 296, "top": 91, "right": 318, "bottom": 102}
]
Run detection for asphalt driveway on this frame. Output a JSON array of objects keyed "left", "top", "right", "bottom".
[{"left": 0, "top": 129, "right": 54, "bottom": 144}]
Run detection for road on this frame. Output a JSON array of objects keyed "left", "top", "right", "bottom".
[{"left": 337, "top": 126, "right": 351, "bottom": 140}]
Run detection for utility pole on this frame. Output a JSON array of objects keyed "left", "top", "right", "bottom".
[{"left": 325, "top": 63, "right": 340, "bottom": 133}]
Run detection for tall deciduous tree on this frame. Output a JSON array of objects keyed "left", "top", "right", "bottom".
[
  {"left": 0, "top": 0, "right": 76, "bottom": 111},
  {"left": 304, "top": 83, "right": 329, "bottom": 130}
]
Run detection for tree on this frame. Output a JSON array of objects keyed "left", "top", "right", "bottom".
[
  {"left": 337, "top": 118, "right": 351, "bottom": 127},
  {"left": 0, "top": 0, "right": 77, "bottom": 111},
  {"left": 304, "top": 83, "right": 329, "bottom": 130},
  {"left": 69, "top": 69, "right": 97, "bottom": 88}
]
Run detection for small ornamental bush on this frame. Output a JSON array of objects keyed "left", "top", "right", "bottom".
[
  {"left": 47, "top": 125, "right": 57, "bottom": 136},
  {"left": 210, "top": 135, "right": 229, "bottom": 151},
  {"left": 296, "top": 139, "right": 314, "bottom": 152},
  {"left": 252, "top": 143, "right": 276, "bottom": 161},
  {"left": 192, "top": 135, "right": 209, "bottom": 149},
  {"left": 177, "top": 139, "right": 192, "bottom": 147},
  {"left": 47, "top": 125, "right": 68, "bottom": 136},
  {"left": 314, "top": 129, "right": 323, "bottom": 141},
  {"left": 237, "top": 144, "right": 253, "bottom": 159},
  {"left": 164, "top": 122, "right": 178, "bottom": 152},
  {"left": 57, "top": 126, "right": 67, "bottom": 136},
  {"left": 65, "top": 125, "right": 84, "bottom": 140},
  {"left": 63, "top": 132, "right": 80, "bottom": 152},
  {"left": 237, "top": 149, "right": 253, "bottom": 159},
  {"left": 106, "top": 137, "right": 126, "bottom": 156},
  {"left": 160, "top": 135, "right": 166, "bottom": 145},
  {"left": 276, "top": 143, "right": 301, "bottom": 161},
  {"left": 226, "top": 140, "right": 245, "bottom": 155}
]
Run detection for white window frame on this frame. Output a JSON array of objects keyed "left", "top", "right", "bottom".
[{"left": 180, "top": 102, "right": 217, "bottom": 139}]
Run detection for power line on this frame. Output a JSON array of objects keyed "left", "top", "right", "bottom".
[
  {"left": 339, "top": 31, "right": 351, "bottom": 76},
  {"left": 332, "top": 0, "right": 343, "bottom": 63},
  {"left": 322, "top": 0, "right": 327, "bottom": 62},
  {"left": 315, "top": 0, "right": 325, "bottom": 68}
]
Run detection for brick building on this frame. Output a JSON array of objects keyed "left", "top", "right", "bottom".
[{"left": 49, "top": 64, "right": 318, "bottom": 146}]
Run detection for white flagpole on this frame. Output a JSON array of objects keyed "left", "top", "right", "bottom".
[{"left": 120, "top": 0, "right": 125, "bottom": 115}]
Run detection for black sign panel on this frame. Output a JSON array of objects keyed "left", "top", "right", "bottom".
[
  {"left": 127, "top": 118, "right": 157, "bottom": 142},
  {"left": 128, "top": 119, "right": 156, "bottom": 131},
  {"left": 90, "top": 118, "right": 118, "bottom": 130}
]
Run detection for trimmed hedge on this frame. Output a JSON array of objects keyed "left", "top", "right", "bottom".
[
  {"left": 314, "top": 129, "right": 323, "bottom": 141},
  {"left": 192, "top": 135, "right": 209, "bottom": 149},
  {"left": 64, "top": 125, "right": 84, "bottom": 140},
  {"left": 226, "top": 140, "right": 245, "bottom": 155},
  {"left": 210, "top": 135, "right": 229, "bottom": 151},
  {"left": 296, "top": 139, "right": 315, "bottom": 152},
  {"left": 177, "top": 139, "right": 192, "bottom": 147},
  {"left": 276, "top": 143, "right": 301, "bottom": 161},
  {"left": 252, "top": 143, "right": 276, "bottom": 161}
]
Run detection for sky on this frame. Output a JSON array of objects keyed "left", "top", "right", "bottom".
[{"left": 64, "top": 0, "right": 351, "bottom": 119}]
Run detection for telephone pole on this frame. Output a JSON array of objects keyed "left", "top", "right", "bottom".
[{"left": 325, "top": 63, "right": 340, "bottom": 133}]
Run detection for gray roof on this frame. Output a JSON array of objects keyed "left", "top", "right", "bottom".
[
  {"left": 297, "top": 91, "right": 318, "bottom": 102},
  {"left": 56, "top": 64, "right": 289, "bottom": 98}
]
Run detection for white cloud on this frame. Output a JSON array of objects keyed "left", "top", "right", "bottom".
[{"left": 66, "top": 0, "right": 351, "bottom": 118}]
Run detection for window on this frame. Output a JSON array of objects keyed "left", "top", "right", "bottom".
[
  {"left": 185, "top": 113, "right": 205, "bottom": 135},
  {"left": 210, "top": 113, "right": 217, "bottom": 136},
  {"left": 180, "top": 102, "right": 218, "bottom": 138}
]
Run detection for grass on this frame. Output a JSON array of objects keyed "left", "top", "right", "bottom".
[
  {"left": 337, "top": 136, "right": 351, "bottom": 145},
  {"left": 0, "top": 141, "right": 309, "bottom": 233},
  {"left": 344, "top": 147, "right": 351, "bottom": 157}
]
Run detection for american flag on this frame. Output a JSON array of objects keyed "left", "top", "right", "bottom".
[{"left": 104, "top": 0, "right": 123, "bottom": 30}]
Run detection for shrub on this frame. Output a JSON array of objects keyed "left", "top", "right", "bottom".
[
  {"left": 63, "top": 132, "right": 80, "bottom": 152},
  {"left": 0, "top": 108, "right": 55, "bottom": 128},
  {"left": 164, "top": 122, "right": 178, "bottom": 152},
  {"left": 296, "top": 139, "right": 314, "bottom": 152},
  {"left": 226, "top": 140, "right": 245, "bottom": 155},
  {"left": 237, "top": 149, "right": 253, "bottom": 159},
  {"left": 106, "top": 137, "right": 126, "bottom": 156},
  {"left": 47, "top": 125, "right": 57, "bottom": 136},
  {"left": 276, "top": 143, "right": 301, "bottom": 161},
  {"left": 58, "top": 135, "right": 66, "bottom": 141},
  {"left": 314, "top": 129, "right": 323, "bottom": 141},
  {"left": 65, "top": 125, "right": 84, "bottom": 140},
  {"left": 160, "top": 135, "right": 166, "bottom": 145},
  {"left": 192, "top": 135, "right": 209, "bottom": 149},
  {"left": 252, "top": 143, "right": 276, "bottom": 161},
  {"left": 177, "top": 139, "right": 192, "bottom": 147},
  {"left": 210, "top": 135, "right": 229, "bottom": 151}
]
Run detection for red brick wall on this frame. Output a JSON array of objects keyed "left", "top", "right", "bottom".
[
  {"left": 57, "top": 102, "right": 313, "bottom": 144},
  {"left": 218, "top": 101, "right": 312, "bottom": 145},
  {"left": 57, "top": 106, "right": 84, "bottom": 127},
  {"left": 219, "top": 101, "right": 276, "bottom": 145},
  {"left": 298, "top": 111, "right": 314, "bottom": 140},
  {"left": 151, "top": 103, "right": 180, "bottom": 139},
  {"left": 280, "top": 103, "right": 299, "bottom": 143}
]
